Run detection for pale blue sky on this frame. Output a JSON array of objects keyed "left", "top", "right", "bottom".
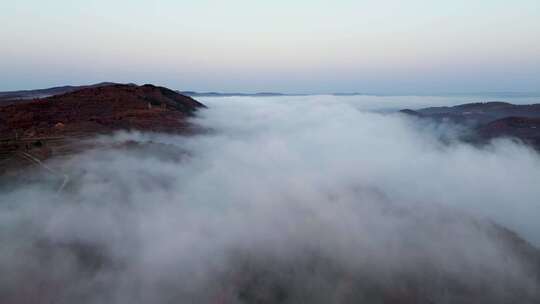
[{"left": 1, "top": 0, "right": 539, "bottom": 93}]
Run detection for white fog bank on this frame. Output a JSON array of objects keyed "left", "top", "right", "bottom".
[
  {"left": 1, "top": 95, "right": 539, "bottom": 303},
  {"left": 194, "top": 96, "right": 540, "bottom": 244}
]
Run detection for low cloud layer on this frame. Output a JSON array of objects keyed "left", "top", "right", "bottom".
[{"left": 1, "top": 96, "right": 539, "bottom": 303}]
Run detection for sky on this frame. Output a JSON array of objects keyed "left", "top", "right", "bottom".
[{"left": 1, "top": 0, "right": 540, "bottom": 93}]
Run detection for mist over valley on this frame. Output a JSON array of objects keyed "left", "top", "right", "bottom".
[{"left": 1, "top": 87, "right": 539, "bottom": 303}]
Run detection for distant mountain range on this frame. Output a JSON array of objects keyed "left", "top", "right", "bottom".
[
  {"left": 0, "top": 84, "right": 298, "bottom": 103},
  {"left": 0, "top": 82, "right": 124, "bottom": 103},
  {"left": 179, "top": 92, "right": 372, "bottom": 97},
  {"left": 4, "top": 82, "right": 539, "bottom": 100},
  {"left": 177, "top": 91, "right": 293, "bottom": 97},
  {"left": 0, "top": 83, "right": 369, "bottom": 101}
]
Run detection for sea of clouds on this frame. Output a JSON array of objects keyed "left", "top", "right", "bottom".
[{"left": 1, "top": 95, "right": 539, "bottom": 303}]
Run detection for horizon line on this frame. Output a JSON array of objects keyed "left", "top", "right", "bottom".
[{"left": 1, "top": 82, "right": 540, "bottom": 98}]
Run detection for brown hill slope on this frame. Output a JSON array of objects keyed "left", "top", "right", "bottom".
[
  {"left": 400, "top": 102, "right": 540, "bottom": 149},
  {"left": 0, "top": 83, "right": 206, "bottom": 138},
  {"left": 0, "top": 84, "right": 206, "bottom": 173}
]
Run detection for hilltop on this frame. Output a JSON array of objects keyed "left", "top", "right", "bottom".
[
  {"left": 0, "top": 84, "right": 206, "bottom": 173},
  {"left": 0, "top": 83, "right": 205, "bottom": 138}
]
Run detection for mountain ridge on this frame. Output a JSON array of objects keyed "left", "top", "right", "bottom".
[
  {"left": 0, "top": 83, "right": 206, "bottom": 173},
  {"left": 401, "top": 101, "right": 540, "bottom": 149}
]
